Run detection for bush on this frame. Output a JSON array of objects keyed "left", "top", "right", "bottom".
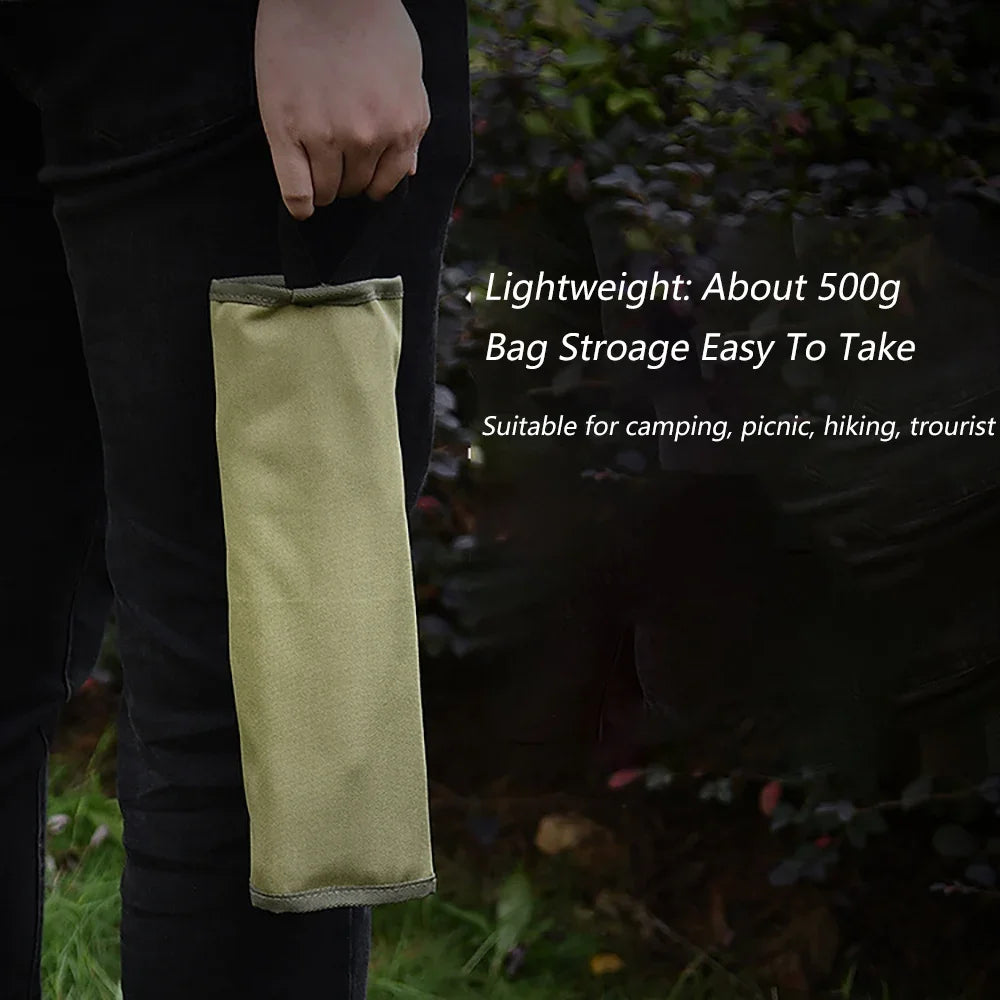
[{"left": 417, "top": 0, "right": 1000, "bottom": 833}]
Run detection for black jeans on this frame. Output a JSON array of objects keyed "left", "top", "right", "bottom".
[{"left": 0, "top": 1, "right": 471, "bottom": 997}]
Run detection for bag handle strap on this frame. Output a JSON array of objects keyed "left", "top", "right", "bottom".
[{"left": 277, "top": 177, "right": 409, "bottom": 289}]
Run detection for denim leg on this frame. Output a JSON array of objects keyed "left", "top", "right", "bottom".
[
  {"left": 1, "top": 1, "right": 470, "bottom": 993},
  {"left": 0, "top": 5, "right": 372, "bottom": 996},
  {"left": 0, "top": 84, "right": 112, "bottom": 1000},
  {"left": 42, "top": 120, "right": 373, "bottom": 997}
]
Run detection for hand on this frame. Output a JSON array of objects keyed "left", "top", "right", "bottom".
[{"left": 255, "top": 0, "right": 430, "bottom": 220}]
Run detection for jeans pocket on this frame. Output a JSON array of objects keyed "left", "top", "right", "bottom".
[{"left": 6, "top": 0, "right": 260, "bottom": 174}]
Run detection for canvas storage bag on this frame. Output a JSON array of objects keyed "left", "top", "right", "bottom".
[{"left": 207, "top": 208, "right": 435, "bottom": 913}]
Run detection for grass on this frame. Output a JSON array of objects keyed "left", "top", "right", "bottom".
[
  {"left": 39, "top": 806, "right": 684, "bottom": 1000},
  {"left": 42, "top": 837, "right": 123, "bottom": 1000},
  {"left": 42, "top": 737, "right": 124, "bottom": 1000},
  {"left": 40, "top": 746, "right": 922, "bottom": 1000},
  {"left": 38, "top": 745, "right": 728, "bottom": 1000},
  {"left": 367, "top": 874, "right": 682, "bottom": 1000}
]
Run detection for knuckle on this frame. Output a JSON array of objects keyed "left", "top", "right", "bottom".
[
  {"left": 348, "top": 124, "right": 379, "bottom": 151},
  {"left": 295, "top": 120, "right": 342, "bottom": 148},
  {"left": 276, "top": 100, "right": 302, "bottom": 130},
  {"left": 318, "top": 124, "right": 342, "bottom": 147},
  {"left": 279, "top": 110, "right": 312, "bottom": 145},
  {"left": 406, "top": 113, "right": 430, "bottom": 145}
]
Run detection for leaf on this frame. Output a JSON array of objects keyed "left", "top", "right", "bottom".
[
  {"left": 589, "top": 953, "right": 625, "bottom": 975},
  {"left": 806, "top": 163, "right": 839, "bottom": 183},
  {"left": 606, "top": 91, "right": 634, "bottom": 116},
  {"left": 534, "top": 0, "right": 582, "bottom": 33},
  {"left": 769, "top": 801, "right": 797, "bottom": 831},
  {"left": 979, "top": 775, "right": 1000, "bottom": 804},
  {"left": 700, "top": 778, "right": 732, "bottom": 803},
  {"left": 847, "top": 97, "right": 893, "bottom": 129},
  {"left": 571, "top": 96, "right": 594, "bottom": 138},
  {"left": 89, "top": 823, "right": 110, "bottom": 849},
  {"left": 769, "top": 858, "right": 802, "bottom": 887},
  {"left": 932, "top": 824, "right": 978, "bottom": 859},
  {"left": 522, "top": 111, "right": 552, "bottom": 137},
  {"left": 429, "top": 452, "right": 462, "bottom": 479},
  {"left": 592, "top": 163, "right": 644, "bottom": 195},
  {"left": 904, "top": 185, "right": 928, "bottom": 211},
  {"left": 759, "top": 779, "right": 783, "bottom": 817},
  {"left": 644, "top": 765, "right": 674, "bottom": 790},
  {"left": 964, "top": 863, "right": 997, "bottom": 888},
  {"left": 607, "top": 88, "right": 658, "bottom": 117},
  {"left": 434, "top": 383, "right": 457, "bottom": 415},
  {"left": 493, "top": 871, "right": 534, "bottom": 975},
  {"left": 607, "top": 767, "right": 644, "bottom": 789},
  {"left": 561, "top": 42, "right": 609, "bottom": 71},
  {"left": 815, "top": 800, "right": 856, "bottom": 824},
  {"left": 418, "top": 615, "right": 453, "bottom": 657},
  {"left": 534, "top": 813, "right": 604, "bottom": 855},
  {"left": 624, "top": 227, "right": 656, "bottom": 252}
]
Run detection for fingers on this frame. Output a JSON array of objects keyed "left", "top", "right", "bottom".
[
  {"left": 272, "top": 100, "right": 429, "bottom": 213},
  {"left": 308, "top": 142, "right": 346, "bottom": 206},
  {"left": 365, "top": 95, "right": 429, "bottom": 200},
  {"left": 365, "top": 142, "right": 418, "bottom": 201},
  {"left": 336, "top": 139, "right": 380, "bottom": 199},
  {"left": 270, "top": 135, "right": 316, "bottom": 221}
]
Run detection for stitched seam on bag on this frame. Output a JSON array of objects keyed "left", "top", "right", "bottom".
[
  {"left": 215, "top": 291, "right": 404, "bottom": 308},
  {"left": 250, "top": 874, "right": 436, "bottom": 901},
  {"left": 209, "top": 275, "right": 403, "bottom": 307}
]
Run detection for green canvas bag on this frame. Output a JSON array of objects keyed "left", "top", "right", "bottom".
[{"left": 207, "top": 207, "right": 435, "bottom": 914}]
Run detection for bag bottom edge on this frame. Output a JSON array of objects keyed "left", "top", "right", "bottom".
[{"left": 249, "top": 874, "right": 437, "bottom": 912}]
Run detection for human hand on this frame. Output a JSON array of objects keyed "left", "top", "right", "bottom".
[{"left": 255, "top": 0, "right": 430, "bottom": 219}]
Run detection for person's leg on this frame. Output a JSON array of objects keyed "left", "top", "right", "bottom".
[
  {"left": 0, "top": 77, "right": 113, "bottom": 999},
  {"left": 1, "top": 0, "right": 470, "bottom": 995},
  {"left": 57, "top": 128, "right": 374, "bottom": 995},
  {"left": 31, "top": 43, "right": 372, "bottom": 1000}
]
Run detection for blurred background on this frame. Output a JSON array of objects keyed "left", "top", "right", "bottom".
[{"left": 47, "top": 1, "right": 1000, "bottom": 997}]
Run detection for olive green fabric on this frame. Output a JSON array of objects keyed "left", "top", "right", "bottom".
[{"left": 208, "top": 274, "right": 435, "bottom": 913}]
